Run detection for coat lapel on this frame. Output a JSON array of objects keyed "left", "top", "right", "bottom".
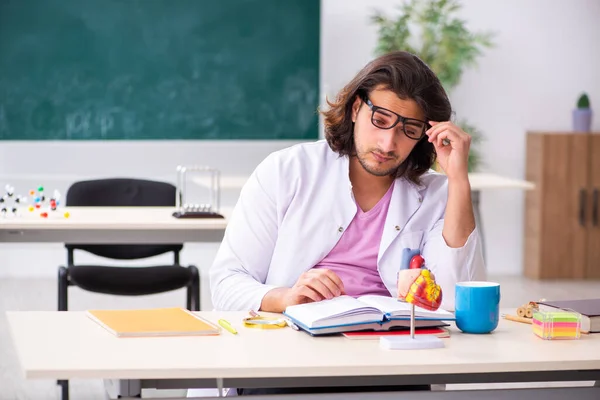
[
  {"left": 302, "top": 155, "right": 356, "bottom": 275},
  {"left": 331, "top": 155, "right": 357, "bottom": 230},
  {"left": 378, "top": 178, "right": 424, "bottom": 263}
]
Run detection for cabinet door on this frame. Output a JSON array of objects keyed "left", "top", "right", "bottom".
[
  {"left": 587, "top": 135, "right": 600, "bottom": 278},
  {"left": 568, "top": 134, "right": 590, "bottom": 279},
  {"left": 544, "top": 134, "right": 589, "bottom": 279},
  {"left": 525, "top": 134, "right": 589, "bottom": 279}
]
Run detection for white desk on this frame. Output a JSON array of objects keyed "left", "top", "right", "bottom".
[
  {"left": 6, "top": 310, "right": 599, "bottom": 399},
  {"left": 193, "top": 172, "right": 535, "bottom": 191},
  {"left": 1, "top": 173, "right": 531, "bottom": 246},
  {"left": 0, "top": 207, "right": 228, "bottom": 244},
  {"left": 467, "top": 173, "right": 535, "bottom": 260},
  {"left": 193, "top": 172, "right": 535, "bottom": 261},
  {"left": 467, "top": 173, "right": 535, "bottom": 191}
]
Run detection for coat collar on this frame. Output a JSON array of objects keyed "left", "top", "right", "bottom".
[
  {"left": 331, "top": 153, "right": 425, "bottom": 261},
  {"left": 331, "top": 154, "right": 357, "bottom": 228}
]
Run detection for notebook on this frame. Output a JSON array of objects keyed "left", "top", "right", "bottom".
[
  {"left": 343, "top": 327, "right": 450, "bottom": 340},
  {"left": 86, "top": 307, "right": 221, "bottom": 337},
  {"left": 537, "top": 298, "right": 600, "bottom": 333},
  {"left": 283, "top": 295, "right": 454, "bottom": 335}
]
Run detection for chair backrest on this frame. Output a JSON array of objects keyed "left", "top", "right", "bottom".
[{"left": 65, "top": 178, "right": 183, "bottom": 260}]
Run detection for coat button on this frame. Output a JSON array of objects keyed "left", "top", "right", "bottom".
[
  {"left": 338, "top": 227, "right": 343, "bottom": 232},
  {"left": 418, "top": 197, "right": 423, "bottom": 202},
  {"left": 395, "top": 225, "right": 400, "bottom": 231}
]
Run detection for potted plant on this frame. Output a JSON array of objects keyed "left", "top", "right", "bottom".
[
  {"left": 371, "top": 0, "right": 495, "bottom": 172},
  {"left": 573, "top": 93, "right": 593, "bottom": 132}
]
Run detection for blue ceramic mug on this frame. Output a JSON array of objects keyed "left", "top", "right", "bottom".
[{"left": 455, "top": 281, "right": 500, "bottom": 334}]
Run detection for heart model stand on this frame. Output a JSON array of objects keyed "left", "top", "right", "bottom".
[{"left": 380, "top": 253, "right": 445, "bottom": 350}]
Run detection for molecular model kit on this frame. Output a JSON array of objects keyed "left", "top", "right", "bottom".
[{"left": 1, "top": 184, "right": 70, "bottom": 219}]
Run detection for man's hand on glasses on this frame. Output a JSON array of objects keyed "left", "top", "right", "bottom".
[{"left": 426, "top": 120, "right": 471, "bottom": 182}]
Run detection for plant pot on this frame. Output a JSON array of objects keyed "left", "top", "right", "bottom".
[{"left": 572, "top": 108, "right": 593, "bottom": 132}]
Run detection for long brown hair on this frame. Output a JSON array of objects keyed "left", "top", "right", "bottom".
[{"left": 320, "top": 51, "right": 452, "bottom": 184}]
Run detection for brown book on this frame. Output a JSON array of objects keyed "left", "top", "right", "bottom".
[
  {"left": 86, "top": 307, "right": 221, "bottom": 337},
  {"left": 537, "top": 299, "right": 600, "bottom": 333}
]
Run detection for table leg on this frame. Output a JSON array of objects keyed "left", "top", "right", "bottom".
[
  {"left": 104, "top": 379, "right": 141, "bottom": 399},
  {"left": 217, "top": 377, "right": 224, "bottom": 397},
  {"left": 471, "top": 189, "right": 486, "bottom": 262}
]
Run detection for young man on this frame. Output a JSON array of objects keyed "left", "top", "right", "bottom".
[
  {"left": 210, "top": 51, "right": 485, "bottom": 316},
  {"left": 202, "top": 51, "right": 487, "bottom": 396}
]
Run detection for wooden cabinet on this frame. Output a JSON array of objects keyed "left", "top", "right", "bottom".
[{"left": 524, "top": 132, "right": 600, "bottom": 279}]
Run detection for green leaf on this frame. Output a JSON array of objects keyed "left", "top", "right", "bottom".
[{"left": 577, "top": 93, "right": 590, "bottom": 108}]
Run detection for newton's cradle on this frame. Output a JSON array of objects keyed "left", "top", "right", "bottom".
[{"left": 172, "top": 165, "right": 224, "bottom": 219}]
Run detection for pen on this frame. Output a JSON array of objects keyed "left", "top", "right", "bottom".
[{"left": 218, "top": 319, "right": 238, "bottom": 334}]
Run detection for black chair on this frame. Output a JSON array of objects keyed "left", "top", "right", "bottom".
[{"left": 57, "top": 178, "right": 200, "bottom": 400}]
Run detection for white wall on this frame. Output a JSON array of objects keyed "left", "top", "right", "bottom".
[
  {"left": 2, "top": 0, "right": 599, "bottom": 288},
  {"left": 322, "top": 0, "right": 600, "bottom": 276}
]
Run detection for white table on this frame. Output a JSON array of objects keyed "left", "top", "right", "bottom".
[
  {"left": 0, "top": 173, "right": 529, "bottom": 246},
  {"left": 0, "top": 173, "right": 532, "bottom": 246},
  {"left": 193, "top": 172, "right": 535, "bottom": 191},
  {"left": 194, "top": 172, "right": 535, "bottom": 261},
  {"left": 5, "top": 310, "right": 599, "bottom": 399},
  {"left": 467, "top": 173, "right": 535, "bottom": 191},
  {"left": 468, "top": 173, "right": 535, "bottom": 260},
  {"left": 0, "top": 207, "right": 228, "bottom": 244}
]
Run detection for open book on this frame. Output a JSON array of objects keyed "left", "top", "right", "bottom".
[{"left": 283, "top": 295, "right": 454, "bottom": 335}]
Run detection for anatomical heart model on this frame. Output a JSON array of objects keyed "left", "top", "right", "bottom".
[
  {"left": 382, "top": 250, "right": 445, "bottom": 350},
  {"left": 397, "top": 253, "right": 442, "bottom": 311}
]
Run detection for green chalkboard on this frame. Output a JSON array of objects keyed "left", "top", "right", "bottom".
[{"left": 0, "top": 0, "right": 320, "bottom": 140}]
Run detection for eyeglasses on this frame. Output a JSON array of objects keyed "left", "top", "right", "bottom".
[{"left": 361, "top": 96, "right": 429, "bottom": 140}]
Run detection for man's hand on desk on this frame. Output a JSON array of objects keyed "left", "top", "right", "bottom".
[{"left": 260, "top": 269, "right": 346, "bottom": 313}]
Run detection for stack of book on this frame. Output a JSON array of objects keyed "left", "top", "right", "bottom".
[{"left": 537, "top": 298, "right": 600, "bottom": 334}]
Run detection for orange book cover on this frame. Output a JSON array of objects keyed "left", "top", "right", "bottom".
[{"left": 86, "top": 307, "right": 221, "bottom": 337}]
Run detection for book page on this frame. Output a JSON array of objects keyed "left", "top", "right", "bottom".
[
  {"left": 284, "top": 295, "right": 382, "bottom": 328},
  {"left": 357, "top": 295, "right": 411, "bottom": 315},
  {"left": 357, "top": 295, "right": 454, "bottom": 319}
]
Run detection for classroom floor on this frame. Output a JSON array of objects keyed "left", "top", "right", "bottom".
[{"left": 1, "top": 276, "right": 599, "bottom": 399}]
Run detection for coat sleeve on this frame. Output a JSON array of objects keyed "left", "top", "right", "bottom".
[
  {"left": 209, "top": 154, "right": 281, "bottom": 311},
  {"left": 421, "top": 209, "right": 486, "bottom": 312}
]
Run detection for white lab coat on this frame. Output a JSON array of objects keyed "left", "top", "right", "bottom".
[{"left": 210, "top": 140, "right": 486, "bottom": 312}]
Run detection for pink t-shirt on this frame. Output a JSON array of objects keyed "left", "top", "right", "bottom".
[{"left": 312, "top": 184, "right": 393, "bottom": 297}]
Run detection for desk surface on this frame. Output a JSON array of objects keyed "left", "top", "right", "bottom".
[
  {"left": 0, "top": 207, "right": 228, "bottom": 230},
  {"left": 192, "top": 173, "right": 535, "bottom": 191},
  {"left": 0, "top": 207, "right": 229, "bottom": 243},
  {"left": 6, "top": 310, "right": 600, "bottom": 381},
  {"left": 467, "top": 173, "right": 535, "bottom": 190}
]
